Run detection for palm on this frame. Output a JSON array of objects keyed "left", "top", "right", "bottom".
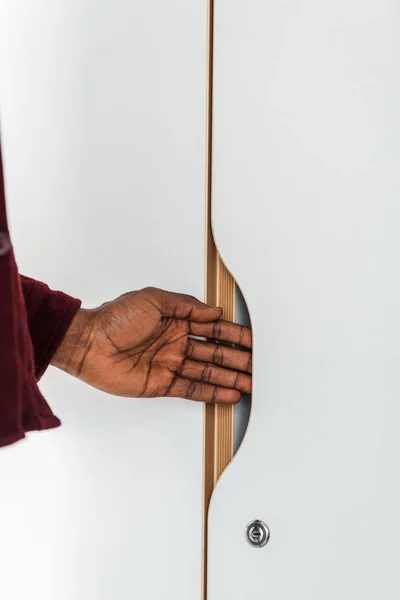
[
  {"left": 95, "top": 299, "right": 191, "bottom": 398},
  {"left": 73, "top": 287, "right": 252, "bottom": 404}
]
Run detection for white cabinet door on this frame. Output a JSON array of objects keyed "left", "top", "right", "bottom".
[
  {"left": 0, "top": 2, "right": 206, "bottom": 599},
  {"left": 209, "top": 1, "right": 400, "bottom": 598}
]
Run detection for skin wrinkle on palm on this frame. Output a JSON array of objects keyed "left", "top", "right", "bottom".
[{"left": 52, "top": 286, "right": 252, "bottom": 404}]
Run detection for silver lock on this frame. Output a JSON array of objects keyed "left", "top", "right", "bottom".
[{"left": 245, "top": 520, "right": 270, "bottom": 548}]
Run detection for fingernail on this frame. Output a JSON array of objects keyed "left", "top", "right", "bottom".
[{"left": 211, "top": 305, "right": 222, "bottom": 311}]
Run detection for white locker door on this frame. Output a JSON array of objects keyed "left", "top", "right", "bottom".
[
  {"left": 209, "top": 1, "right": 400, "bottom": 598},
  {"left": 0, "top": 2, "right": 207, "bottom": 599}
]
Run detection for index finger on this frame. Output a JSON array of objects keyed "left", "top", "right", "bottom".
[{"left": 189, "top": 319, "right": 252, "bottom": 349}]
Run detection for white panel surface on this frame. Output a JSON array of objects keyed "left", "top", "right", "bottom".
[
  {"left": 209, "top": 1, "right": 400, "bottom": 598},
  {"left": 0, "top": 2, "right": 206, "bottom": 599}
]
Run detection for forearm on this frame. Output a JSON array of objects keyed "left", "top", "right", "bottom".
[{"left": 50, "top": 307, "right": 96, "bottom": 377}]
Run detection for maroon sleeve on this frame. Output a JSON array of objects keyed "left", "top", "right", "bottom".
[
  {"left": 1, "top": 140, "right": 80, "bottom": 447},
  {"left": 20, "top": 275, "right": 82, "bottom": 380}
]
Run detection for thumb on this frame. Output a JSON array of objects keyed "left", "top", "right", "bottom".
[{"left": 148, "top": 288, "right": 222, "bottom": 322}]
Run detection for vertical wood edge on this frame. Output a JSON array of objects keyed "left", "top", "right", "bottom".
[{"left": 202, "top": 2, "right": 236, "bottom": 597}]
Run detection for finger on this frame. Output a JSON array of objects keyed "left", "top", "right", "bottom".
[
  {"left": 187, "top": 339, "right": 252, "bottom": 373},
  {"left": 165, "top": 376, "right": 241, "bottom": 404},
  {"left": 145, "top": 287, "right": 223, "bottom": 322},
  {"left": 189, "top": 319, "right": 252, "bottom": 349},
  {"left": 178, "top": 359, "right": 251, "bottom": 394}
]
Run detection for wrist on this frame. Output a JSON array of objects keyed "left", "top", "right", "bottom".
[{"left": 51, "top": 308, "right": 97, "bottom": 377}]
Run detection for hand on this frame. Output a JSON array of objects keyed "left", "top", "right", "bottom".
[{"left": 52, "top": 287, "right": 252, "bottom": 404}]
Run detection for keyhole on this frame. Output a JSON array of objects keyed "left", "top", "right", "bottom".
[{"left": 245, "top": 520, "right": 270, "bottom": 548}]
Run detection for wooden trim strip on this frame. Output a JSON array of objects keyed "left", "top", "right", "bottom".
[
  {"left": 214, "top": 256, "right": 235, "bottom": 483},
  {"left": 202, "top": 1, "right": 236, "bottom": 597}
]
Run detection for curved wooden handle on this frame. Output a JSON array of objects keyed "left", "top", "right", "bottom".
[{"left": 202, "top": 1, "right": 236, "bottom": 597}]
